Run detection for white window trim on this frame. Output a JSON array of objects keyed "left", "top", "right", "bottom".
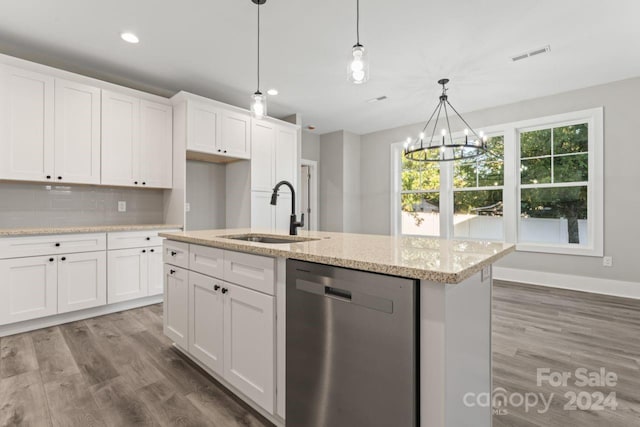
[{"left": 390, "top": 107, "right": 604, "bottom": 257}]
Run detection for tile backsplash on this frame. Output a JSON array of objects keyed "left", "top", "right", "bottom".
[{"left": 0, "top": 182, "right": 165, "bottom": 228}]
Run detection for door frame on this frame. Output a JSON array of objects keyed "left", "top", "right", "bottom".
[{"left": 300, "top": 159, "right": 319, "bottom": 231}]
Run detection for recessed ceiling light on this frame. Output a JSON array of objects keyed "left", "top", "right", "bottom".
[
  {"left": 267, "top": 89, "right": 279, "bottom": 96},
  {"left": 120, "top": 32, "right": 139, "bottom": 44},
  {"left": 307, "top": 125, "right": 316, "bottom": 131}
]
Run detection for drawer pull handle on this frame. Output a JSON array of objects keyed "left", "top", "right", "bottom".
[
  {"left": 170, "top": 269, "right": 176, "bottom": 275},
  {"left": 46, "top": 175, "right": 51, "bottom": 179},
  {"left": 57, "top": 176, "right": 62, "bottom": 180},
  {"left": 214, "top": 285, "right": 221, "bottom": 291},
  {"left": 55, "top": 243, "right": 61, "bottom": 247},
  {"left": 221, "top": 288, "right": 228, "bottom": 294},
  {"left": 61, "top": 257, "right": 66, "bottom": 261},
  {"left": 146, "top": 237, "right": 151, "bottom": 241},
  {"left": 171, "top": 251, "right": 177, "bottom": 256},
  {"left": 142, "top": 249, "right": 146, "bottom": 253},
  {"left": 49, "top": 258, "right": 54, "bottom": 262},
  {"left": 150, "top": 249, "right": 155, "bottom": 253}
]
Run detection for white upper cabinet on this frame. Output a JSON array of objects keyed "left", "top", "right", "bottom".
[
  {"left": 140, "top": 100, "right": 173, "bottom": 188},
  {"left": 102, "top": 90, "right": 172, "bottom": 188},
  {"left": 0, "top": 65, "right": 55, "bottom": 182},
  {"left": 250, "top": 120, "right": 276, "bottom": 192},
  {"left": 54, "top": 79, "right": 101, "bottom": 184},
  {"left": 187, "top": 99, "right": 220, "bottom": 154},
  {"left": 219, "top": 109, "right": 250, "bottom": 159},
  {"left": 101, "top": 90, "right": 140, "bottom": 187}
]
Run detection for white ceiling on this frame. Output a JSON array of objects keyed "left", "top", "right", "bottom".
[{"left": 0, "top": 0, "right": 639, "bottom": 135}]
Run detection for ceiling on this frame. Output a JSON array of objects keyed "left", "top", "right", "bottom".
[{"left": 0, "top": 0, "right": 639, "bottom": 135}]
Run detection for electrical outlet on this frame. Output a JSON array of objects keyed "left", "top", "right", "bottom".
[
  {"left": 118, "top": 201, "right": 126, "bottom": 212},
  {"left": 185, "top": 202, "right": 191, "bottom": 213},
  {"left": 481, "top": 265, "right": 491, "bottom": 282},
  {"left": 603, "top": 256, "right": 613, "bottom": 267}
]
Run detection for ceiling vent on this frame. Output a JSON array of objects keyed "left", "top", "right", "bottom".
[
  {"left": 367, "top": 95, "right": 388, "bottom": 103},
  {"left": 512, "top": 45, "right": 550, "bottom": 62}
]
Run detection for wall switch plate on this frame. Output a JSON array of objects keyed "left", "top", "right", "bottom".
[
  {"left": 118, "top": 201, "right": 126, "bottom": 212},
  {"left": 603, "top": 256, "right": 613, "bottom": 267},
  {"left": 185, "top": 202, "right": 191, "bottom": 213}
]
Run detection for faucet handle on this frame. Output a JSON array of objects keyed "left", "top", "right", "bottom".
[{"left": 299, "top": 213, "right": 305, "bottom": 227}]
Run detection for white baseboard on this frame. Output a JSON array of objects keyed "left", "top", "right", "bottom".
[
  {"left": 0, "top": 295, "right": 163, "bottom": 337},
  {"left": 494, "top": 267, "right": 640, "bottom": 300}
]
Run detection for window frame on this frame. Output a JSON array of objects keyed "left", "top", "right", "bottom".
[{"left": 391, "top": 107, "right": 604, "bottom": 257}]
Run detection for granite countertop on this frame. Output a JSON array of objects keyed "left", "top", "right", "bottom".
[
  {"left": 160, "top": 228, "right": 515, "bottom": 284},
  {"left": 0, "top": 224, "right": 183, "bottom": 237}
]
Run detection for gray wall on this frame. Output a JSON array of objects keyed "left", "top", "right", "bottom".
[
  {"left": 359, "top": 77, "right": 640, "bottom": 283},
  {"left": 343, "top": 131, "right": 362, "bottom": 234},
  {"left": 301, "top": 130, "right": 320, "bottom": 162},
  {"left": 319, "top": 131, "right": 344, "bottom": 232},
  {"left": 0, "top": 182, "right": 164, "bottom": 228},
  {"left": 185, "top": 160, "right": 226, "bottom": 230}
]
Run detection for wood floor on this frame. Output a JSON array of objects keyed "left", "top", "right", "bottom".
[
  {"left": 0, "top": 304, "right": 271, "bottom": 427},
  {"left": 1, "top": 281, "right": 639, "bottom": 426}
]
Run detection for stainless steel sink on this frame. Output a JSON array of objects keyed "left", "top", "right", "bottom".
[{"left": 219, "top": 234, "right": 319, "bottom": 244}]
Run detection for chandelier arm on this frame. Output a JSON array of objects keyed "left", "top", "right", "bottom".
[
  {"left": 445, "top": 100, "right": 482, "bottom": 140},
  {"left": 442, "top": 101, "right": 455, "bottom": 146},
  {"left": 428, "top": 101, "right": 444, "bottom": 148},
  {"left": 421, "top": 101, "right": 443, "bottom": 136}
]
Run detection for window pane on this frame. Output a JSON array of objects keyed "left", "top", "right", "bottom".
[
  {"left": 478, "top": 161, "right": 504, "bottom": 187},
  {"left": 401, "top": 156, "right": 439, "bottom": 191},
  {"left": 554, "top": 124, "right": 588, "bottom": 154},
  {"left": 454, "top": 161, "right": 476, "bottom": 188},
  {"left": 401, "top": 193, "right": 440, "bottom": 236},
  {"left": 554, "top": 154, "right": 588, "bottom": 182},
  {"left": 486, "top": 135, "right": 504, "bottom": 158},
  {"left": 454, "top": 190, "right": 504, "bottom": 240},
  {"left": 521, "top": 158, "right": 551, "bottom": 184},
  {"left": 520, "top": 186, "right": 588, "bottom": 245},
  {"left": 521, "top": 129, "right": 551, "bottom": 158}
]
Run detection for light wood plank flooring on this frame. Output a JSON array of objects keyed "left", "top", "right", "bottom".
[
  {"left": 1, "top": 281, "right": 639, "bottom": 426},
  {"left": 0, "top": 304, "right": 271, "bottom": 427}
]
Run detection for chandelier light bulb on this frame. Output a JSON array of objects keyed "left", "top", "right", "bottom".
[
  {"left": 419, "top": 132, "right": 425, "bottom": 140},
  {"left": 441, "top": 129, "right": 447, "bottom": 136}
]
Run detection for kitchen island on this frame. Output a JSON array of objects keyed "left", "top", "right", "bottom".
[{"left": 160, "top": 228, "right": 514, "bottom": 427}]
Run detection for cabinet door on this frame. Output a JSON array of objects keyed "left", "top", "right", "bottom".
[
  {"left": 219, "top": 110, "right": 250, "bottom": 159},
  {"left": 147, "top": 247, "right": 164, "bottom": 296},
  {"left": 251, "top": 191, "right": 274, "bottom": 230},
  {"left": 274, "top": 193, "right": 292, "bottom": 233},
  {"left": 107, "top": 248, "right": 148, "bottom": 303},
  {"left": 140, "top": 100, "right": 172, "bottom": 188},
  {"left": 57, "top": 251, "right": 106, "bottom": 313},
  {"left": 54, "top": 79, "right": 101, "bottom": 184},
  {"left": 101, "top": 90, "right": 140, "bottom": 186},
  {"left": 188, "top": 271, "right": 224, "bottom": 375},
  {"left": 250, "top": 120, "right": 275, "bottom": 192},
  {"left": 275, "top": 125, "right": 298, "bottom": 192},
  {"left": 0, "top": 66, "right": 55, "bottom": 182},
  {"left": 0, "top": 256, "right": 57, "bottom": 325},
  {"left": 164, "top": 264, "right": 188, "bottom": 348},
  {"left": 187, "top": 99, "right": 219, "bottom": 154},
  {"left": 224, "top": 282, "right": 274, "bottom": 412}
]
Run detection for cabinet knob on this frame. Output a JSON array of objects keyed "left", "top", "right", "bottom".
[
  {"left": 49, "top": 257, "right": 54, "bottom": 262},
  {"left": 46, "top": 175, "right": 51, "bottom": 179},
  {"left": 170, "top": 269, "right": 176, "bottom": 275},
  {"left": 223, "top": 150, "right": 227, "bottom": 153},
  {"left": 134, "top": 181, "right": 138, "bottom": 185},
  {"left": 57, "top": 176, "right": 62, "bottom": 180},
  {"left": 146, "top": 237, "right": 151, "bottom": 241},
  {"left": 221, "top": 288, "right": 228, "bottom": 294},
  {"left": 214, "top": 285, "right": 221, "bottom": 291},
  {"left": 171, "top": 251, "right": 177, "bottom": 256},
  {"left": 55, "top": 243, "right": 61, "bottom": 247},
  {"left": 142, "top": 182, "right": 146, "bottom": 185},
  {"left": 142, "top": 249, "right": 146, "bottom": 253},
  {"left": 150, "top": 249, "right": 155, "bottom": 253},
  {"left": 61, "top": 257, "right": 66, "bottom": 261}
]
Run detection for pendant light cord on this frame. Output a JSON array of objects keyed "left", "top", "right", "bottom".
[
  {"left": 356, "top": 0, "right": 360, "bottom": 45},
  {"left": 257, "top": 2, "right": 261, "bottom": 92}
]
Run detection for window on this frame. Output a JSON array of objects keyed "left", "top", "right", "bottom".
[
  {"left": 400, "top": 156, "right": 441, "bottom": 236},
  {"left": 392, "top": 108, "right": 603, "bottom": 256},
  {"left": 453, "top": 135, "right": 504, "bottom": 240}
]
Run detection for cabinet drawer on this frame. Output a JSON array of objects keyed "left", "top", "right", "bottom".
[
  {"left": 189, "top": 245, "right": 224, "bottom": 279},
  {"left": 0, "top": 233, "right": 106, "bottom": 259},
  {"left": 163, "top": 240, "right": 189, "bottom": 268},
  {"left": 223, "top": 250, "right": 275, "bottom": 295},
  {"left": 107, "top": 230, "right": 174, "bottom": 250}
]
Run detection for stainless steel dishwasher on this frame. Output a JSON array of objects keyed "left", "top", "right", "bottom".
[{"left": 286, "top": 260, "right": 418, "bottom": 427}]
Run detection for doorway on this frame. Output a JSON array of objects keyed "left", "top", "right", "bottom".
[{"left": 300, "top": 159, "right": 319, "bottom": 231}]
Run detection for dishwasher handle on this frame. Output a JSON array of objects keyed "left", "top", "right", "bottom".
[{"left": 325, "top": 286, "right": 352, "bottom": 301}]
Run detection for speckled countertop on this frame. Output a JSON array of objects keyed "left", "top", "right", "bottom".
[
  {"left": 160, "top": 228, "right": 515, "bottom": 284},
  {"left": 0, "top": 224, "right": 183, "bottom": 237}
]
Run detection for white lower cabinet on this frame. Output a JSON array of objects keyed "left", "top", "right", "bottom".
[
  {"left": 0, "top": 256, "right": 58, "bottom": 324},
  {"left": 147, "top": 247, "right": 164, "bottom": 296},
  {"left": 58, "top": 251, "right": 106, "bottom": 313},
  {"left": 107, "top": 248, "right": 147, "bottom": 303},
  {"left": 165, "top": 243, "right": 276, "bottom": 414},
  {"left": 164, "top": 264, "right": 188, "bottom": 348},
  {"left": 223, "top": 282, "right": 275, "bottom": 411}
]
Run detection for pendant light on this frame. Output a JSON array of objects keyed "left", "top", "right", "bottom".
[
  {"left": 250, "top": 0, "right": 267, "bottom": 119},
  {"left": 348, "top": 0, "right": 369, "bottom": 84},
  {"left": 404, "top": 79, "right": 487, "bottom": 162}
]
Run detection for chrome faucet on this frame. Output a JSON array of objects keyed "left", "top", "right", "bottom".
[{"left": 270, "top": 180, "right": 304, "bottom": 235}]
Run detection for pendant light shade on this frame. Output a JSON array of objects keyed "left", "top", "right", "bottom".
[
  {"left": 348, "top": 0, "right": 369, "bottom": 84},
  {"left": 404, "top": 79, "right": 487, "bottom": 162},
  {"left": 250, "top": 0, "right": 267, "bottom": 118}
]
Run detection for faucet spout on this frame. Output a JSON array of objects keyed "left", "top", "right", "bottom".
[{"left": 270, "top": 180, "right": 304, "bottom": 235}]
